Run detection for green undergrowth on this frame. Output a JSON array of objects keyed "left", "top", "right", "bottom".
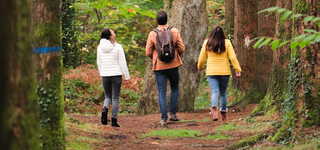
[
  {"left": 201, "top": 133, "right": 231, "bottom": 140},
  {"left": 65, "top": 115, "right": 106, "bottom": 150},
  {"left": 67, "top": 139, "right": 91, "bottom": 150},
  {"left": 142, "top": 129, "right": 202, "bottom": 138},
  {"left": 215, "top": 123, "right": 239, "bottom": 132},
  {"left": 142, "top": 129, "right": 231, "bottom": 140},
  {"left": 66, "top": 135, "right": 104, "bottom": 150},
  {"left": 227, "top": 133, "right": 270, "bottom": 150},
  {"left": 251, "top": 138, "right": 320, "bottom": 150},
  {"left": 195, "top": 77, "right": 210, "bottom": 110}
]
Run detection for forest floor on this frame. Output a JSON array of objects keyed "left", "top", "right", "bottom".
[
  {"left": 65, "top": 104, "right": 281, "bottom": 150},
  {"left": 64, "top": 65, "right": 320, "bottom": 150}
]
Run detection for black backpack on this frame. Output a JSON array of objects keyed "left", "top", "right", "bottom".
[{"left": 154, "top": 27, "right": 175, "bottom": 63}]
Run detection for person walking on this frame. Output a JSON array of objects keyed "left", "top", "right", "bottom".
[
  {"left": 146, "top": 11, "right": 185, "bottom": 126},
  {"left": 97, "top": 28, "right": 130, "bottom": 127},
  {"left": 197, "top": 26, "right": 241, "bottom": 121}
]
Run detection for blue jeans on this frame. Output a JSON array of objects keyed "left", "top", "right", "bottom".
[
  {"left": 207, "top": 75, "right": 230, "bottom": 112},
  {"left": 155, "top": 68, "right": 179, "bottom": 120}
]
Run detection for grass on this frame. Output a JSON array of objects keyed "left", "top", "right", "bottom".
[
  {"left": 215, "top": 123, "right": 239, "bottom": 132},
  {"left": 201, "top": 133, "right": 231, "bottom": 140},
  {"left": 142, "top": 129, "right": 202, "bottom": 139},
  {"left": 66, "top": 136, "right": 93, "bottom": 150}
]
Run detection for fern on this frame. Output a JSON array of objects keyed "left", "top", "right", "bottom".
[{"left": 254, "top": 7, "right": 320, "bottom": 50}]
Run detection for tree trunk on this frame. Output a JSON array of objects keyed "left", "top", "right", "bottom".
[
  {"left": 272, "top": 0, "right": 320, "bottom": 142},
  {"left": 233, "top": 0, "right": 262, "bottom": 105},
  {"left": 256, "top": 0, "right": 276, "bottom": 96},
  {"left": 0, "top": 0, "right": 40, "bottom": 149},
  {"left": 32, "top": 0, "right": 65, "bottom": 149},
  {"left": 137, "top": 0, "right": 208, "bottom": 114},
  {"left": 224, "top": 0, "right": 235, "bottom": 37},
  {"left": 253, "top": 0, "right": 292, "bottom": 116}
]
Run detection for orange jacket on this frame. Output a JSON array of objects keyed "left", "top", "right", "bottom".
[{"left": 146, "top": 25, "right": 185, "bottom": 71}]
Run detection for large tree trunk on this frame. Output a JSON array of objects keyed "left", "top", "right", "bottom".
[
  {"left": 253, "top": 0, "right": 292, "bottom": 116},
  {"left": 137, "top": 0, "right": 208, "bottom": 114},
  {"left": 272, "top": 0, "right": 320, "bottom": 142},
  {"left": 256, "top": 0, "right": 276, "bottom": 96},
  {"left": 32, "top": 0, "right": 65, "bottom": 149},
  {"left": 224, "top": 0, "right": 235, "bottom": 37},
  {"left": 233, "top": 0, "right": 262, "bottom": 105},
  {"left": 0, "top": 0, "right": 40, "bottom": 149}
]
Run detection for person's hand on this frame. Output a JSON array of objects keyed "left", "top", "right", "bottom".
[{"left": 236, "top": 72, "right": 241, "bottom": 77}]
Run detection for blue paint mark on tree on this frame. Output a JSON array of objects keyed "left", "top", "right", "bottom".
[{"left": 33, "top": 47, "right": 62, "bottom": 54}]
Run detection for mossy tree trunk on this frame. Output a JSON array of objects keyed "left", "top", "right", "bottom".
[
  {"left": 224, "top": 0, "right": 235, "bottom": 37},
  {"left": 0, "top": 0, "right": 40, "bottom": 149},
  {"left": 272, "top": 0, "right": 320, "bottom": 142},
  {"left": 32, "top": 0, "right": 65, "bottom": 149},
  {"left": 253, "top": 0, "right": 291, "bottom": 116},
  {"left": 137, "top": 0, "right": 208, "bottom": 114}
]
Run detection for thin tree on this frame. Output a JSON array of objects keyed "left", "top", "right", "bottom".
[{"left": 32, "top": 0, "right": 65, "bottom": 149}]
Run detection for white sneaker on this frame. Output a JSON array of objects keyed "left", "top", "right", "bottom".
[{"left": 160, "top": 120, "right": 167, "bottom": 127}]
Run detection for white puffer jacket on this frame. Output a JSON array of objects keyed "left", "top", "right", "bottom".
[{"left": 97, "top": 39, "right": 130, "bottom": 80}]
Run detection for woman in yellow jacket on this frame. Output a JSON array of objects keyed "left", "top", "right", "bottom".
[{"left": 197, "top": 26, "right": 242, "bottom": 121}]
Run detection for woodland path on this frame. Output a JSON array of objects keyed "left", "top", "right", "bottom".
[{"left": 66, "top": 104, "right": 276, "bottom": 150}]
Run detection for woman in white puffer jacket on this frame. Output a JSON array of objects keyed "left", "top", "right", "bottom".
[{"left": 97, "top": 28, "right": 130, "bottom": 127}]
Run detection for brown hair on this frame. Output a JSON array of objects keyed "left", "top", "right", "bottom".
[{"left": 206, "top": 26, "right": 226, "bottom": 54}]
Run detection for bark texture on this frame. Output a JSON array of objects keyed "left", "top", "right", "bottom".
[
  {"left": 224, "top": 0, "right": 235, "bottom": 37},
  {"left": 253, "top": 0, "right": 292, "bottom": 115},
  {"left": 138, "top": 0, "right": 208, "bottom": 114},
  {"left": 272, "top": 0, "right": 320, "bottom": 142},
  {"left": 32, "top": 0, "right": 65, "bottom": 149},
  {"left": 0, "top": 0, "right": 39, "bottom": 149},
  {"left": 233, "top": 0, "right": 262, "bottom": 104}
]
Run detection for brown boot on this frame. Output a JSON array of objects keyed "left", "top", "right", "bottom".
[
  {"left": 220, "top": 111, "right": 227, "bottom": 121},
  {"left": 210, "top": 107, "right": 219, "bottom": 121}
]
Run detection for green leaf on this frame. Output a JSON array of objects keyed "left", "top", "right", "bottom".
[
  {"left": 304, "top": 29, "right": 318, "bottom": 33},
  {"left": 290, "top": 42, "right": 300, "bottom": 49},
  {"left": 253, "top": 37, "right": 265, "bottom": 48},
  {"left": 278, "top": 41, "right": 290, "bottom": 48},
  {"left": 259, "top": 38, "right": 273, "bottom": 48},
  {"left": 258, "top": 6, "right": 279, "bottom": 14},
  {"left": 271, "top": 40, "right": 281, "bottom": 51},
  {"left": 280, "top": 11, "right": 293, "bottom": 22},
  {"left": 276, "top": 8, "right": 287, "bottom": 14},
  {"left": 304, "top": 16, "right": 315, "bottom": 23}
]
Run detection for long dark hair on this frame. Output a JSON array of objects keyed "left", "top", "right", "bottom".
[
  {"left": 206, "top": 26, "right": 226, "bottom": 54},
  {"left": 101, "top": 28, "right": 111, "bottom": 40}
]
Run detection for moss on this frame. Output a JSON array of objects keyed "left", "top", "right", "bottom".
[
  {"left": 215, "top": 123, "right": 238, "bottom": 132},
  {"left": 39, "top": 69, "right": 65, "bottom": 150},
  {"left": 142, "top": 129, "right": 202, "bottom": 139},
  {"left": 227, "top": 133, "right": 269, "bottom": 150},
  {"left": 200, "top": 133, "right": 231, "bottom": 140},
  {"left": 252, "top": 66, "right": 288, "bottom": 116}
]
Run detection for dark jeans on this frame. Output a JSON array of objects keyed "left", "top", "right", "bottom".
[
  {"left": 154, "top": 68, "right": 179, "bottom": 120},
  {"left": 102, "top": 75, "right": 122, "bottom": 118},
  {"left": 207, "top": 75, "right": 230, "bottom": 111}
]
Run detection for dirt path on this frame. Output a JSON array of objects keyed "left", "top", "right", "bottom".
[{"left": 66, "top": 104, "right": 275, "bottom": 150}]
